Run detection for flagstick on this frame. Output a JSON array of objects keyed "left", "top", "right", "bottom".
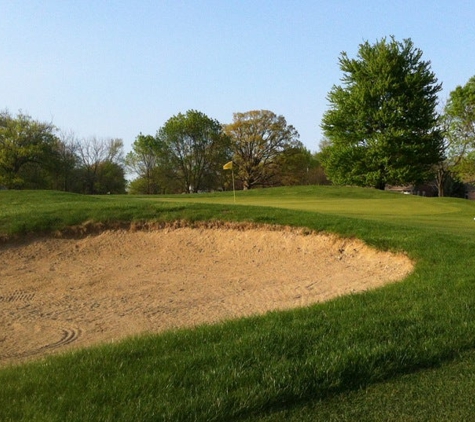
[
  {"left": 232, "top": 168, "right": 236, "bottom": 203},
  {"left": 223, "top": 161, "right": 235, "bottom": 203}
]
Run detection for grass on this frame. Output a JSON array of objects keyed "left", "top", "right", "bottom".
[
  {"left": 1, "top": 186, "right": 475, "bottom": 421},
  {"left": 157, "top": 186, "right": 474, "bottom": 235}
]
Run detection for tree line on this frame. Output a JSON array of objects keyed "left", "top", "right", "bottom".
[
  {"left": 0, "top": 110, "right": 127, "bottom": 193},
  {"left": 126, "top": 109, "right": 326, "bottom": 194},
  {"left": 2, "top": 36, "right": 475, "bottom": 196},
  {"left": 0, "top": 109, "right": 327, "bottom": 194}
]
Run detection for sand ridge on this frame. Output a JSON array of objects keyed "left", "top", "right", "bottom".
[{"left": 0, "top": 224, "right": 413, "bottom": 366}]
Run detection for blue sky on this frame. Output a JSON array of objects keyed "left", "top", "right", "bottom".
[{"left": 2, "top": 1, "right": 474, "bottom": 153}]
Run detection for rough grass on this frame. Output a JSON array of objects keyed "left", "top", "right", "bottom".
[{"left": 1, "top": 187, "right": 475, "bottom": 421}]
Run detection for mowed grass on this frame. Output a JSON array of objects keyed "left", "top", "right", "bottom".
[
  {"left": 1, "top": 187, "right": 475, "bottom": 421},
  {"left": 157, "top": 186, "right": 473, "bottom": 235}
]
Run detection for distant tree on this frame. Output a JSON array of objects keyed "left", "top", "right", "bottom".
[
  {"left": 128, "top": 176, "right": 152, "bottom": 195},
  {"left": 48, "top": 130, "right": 80, "bottom": 192},
  {"left": 157, "top": 110, "right": 231, "bottom": 193},
  {"left": 0, "top": 110, "right": 58, "bottom": 189},
  {"left": 75, "top": 137, "right": 126, "bottom": 194},
  {"left": 272, "top": 146, "right": 323, "bottom": 186},
  {"left": 94, "top": 161, "right": 127, "bottom": 194},
  {"left": 321, "top": 37, "right": 443, "bottom": 190},
  {"left": 125, "top": 133, "right": 164, "bottom": 194},
  {"left": 438, "top": 75, "right": 475, "bottom": 190},
  {"left": 300, "top": 150, "right": 330, "bottom": 185},
  {"left": 224, "top": 110, "right": 301, "bottom": 190}
]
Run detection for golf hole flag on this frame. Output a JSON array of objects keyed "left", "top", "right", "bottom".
[{"left": 223, "top": 161, "right": 236, "bottom": 202}]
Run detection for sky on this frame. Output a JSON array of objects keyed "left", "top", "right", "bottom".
[{"left": 1, "top": 1, "right": 475, "bottom": 154}]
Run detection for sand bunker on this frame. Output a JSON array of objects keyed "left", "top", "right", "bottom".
[{"left": 0, "top": 224, "right": 413, "bottom": 366}]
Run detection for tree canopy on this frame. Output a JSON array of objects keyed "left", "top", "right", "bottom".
[
  {"left": 224, "top": 110, "right": 301, "bottom": 190},
  {"left": 74, "top": 137, "right": 126, "bottom": 194},
  {"left": 157, "top": 110, "right": 231, "bottom": 193},
  {"left": 125, "top": 134, "right": 165, "bottom": 194},
  {"left": 441, "top": 75, "right": 475, "bottom": 185},
  {"left": 0, "top": 111, "right": 127, "bottom": 193},
  {"left": 0, "top": 110, "right": 58, "bottom": 189},
  {"left": 321, "top": 37, "right": 443, "bottom": 190}
]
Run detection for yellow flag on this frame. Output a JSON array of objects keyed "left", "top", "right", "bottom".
[{"left": 223, "top": 161, "right": 233, "bottom": 170}]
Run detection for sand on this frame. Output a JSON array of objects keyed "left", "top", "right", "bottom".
[{"left": 0, "top": 223, "right": 413, "bottom": 366}]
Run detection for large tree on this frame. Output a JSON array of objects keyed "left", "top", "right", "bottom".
[
  {"left": 157, "top": 110, "right": 231, "bottom": 193},
  {"left": 321, "top": 37, "right": 443, "bottom": 190},
  {"left": 0, "top": 110, "right": 58, "bottom": 189},
  {"left": 224, "top": 110, "right": 301, "bottom": 190}
]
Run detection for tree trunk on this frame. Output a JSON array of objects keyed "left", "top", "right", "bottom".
[
  {"left": 438, "top": 181, "right": 445, "bottom": 197},
  {"left": 436, "top": 167, "right": 448, "bottom": 197}
]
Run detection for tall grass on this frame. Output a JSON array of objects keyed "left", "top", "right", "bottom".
[{"left": 1, "top": 187, "right": 475, "bottom": 421}]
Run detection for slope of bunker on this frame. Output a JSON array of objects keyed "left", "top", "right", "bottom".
[{"left": 0, "top": 224, "right": 413, "bottom": 366}]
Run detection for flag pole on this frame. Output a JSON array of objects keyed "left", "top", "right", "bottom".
[
  {"left": 223, "top": 161, "right": 235, "bottom": 203},
  {"left": 231, "top": 168, "right": 236, "bottom": 203}
]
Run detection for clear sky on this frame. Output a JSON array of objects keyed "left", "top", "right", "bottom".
[{"left": 2, "top": 1, "right": 474, "bottom": 154}]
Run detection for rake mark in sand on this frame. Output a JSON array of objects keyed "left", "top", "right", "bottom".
[{"left": 0, "top": 224, "right": 413, "bottom": 366}]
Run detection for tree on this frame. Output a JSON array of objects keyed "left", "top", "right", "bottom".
[
  {"left": 94, "top": 161, "right": 127, "bottom": 194},
  {"left": 125, "top": 133, "right": 164, "bottom": 194},
  {"left": 439, "top": 75, "right": 475, "bottom": 189},
  {"left": 321, "top": 37, "right": 443, "bottom": 190},
  {"left": 0, "top": 110, "right": 58, "bottom": 189},
  {"left": 272, "top": 146, "right": 326, "bottom": 186},
  {"left": 47, "top": 130, "right": 80, "bottom": 192},
  {"left": 224, "top": 110, "right": 301, "bottom": 190},
  {"left": 75, "top": 137, "right": 126, "bottom": 194},
  {"left": 157, "top": 110, "right": 231, "bottom": 193}
]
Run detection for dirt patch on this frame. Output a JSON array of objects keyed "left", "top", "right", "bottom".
[{"left": 0, "top": 224, "right": 413, "bottom": 366}]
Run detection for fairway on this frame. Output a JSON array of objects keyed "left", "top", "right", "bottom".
[{"left": 153, "top": 186, "right": 473, "bottom": 234}]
